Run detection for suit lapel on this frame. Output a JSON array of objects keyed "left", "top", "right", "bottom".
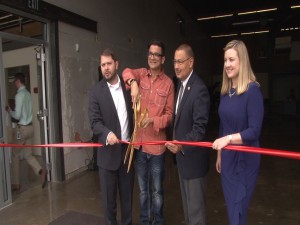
[
  {"left": 174, "top": 73, "right": 196, "bottom": 127},
  {"left": 120, "top": 76, "right": 130, "bottom": 109},
  {"left": 120, "top": 76, "right": 133, "bottom": 129},
  {"left": 100, "top": 80, "right": 118, "bottom": 119}
]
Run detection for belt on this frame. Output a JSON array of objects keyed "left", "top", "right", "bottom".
[{"left": 18, "top": 123, "right": 32, "bottom": 127}]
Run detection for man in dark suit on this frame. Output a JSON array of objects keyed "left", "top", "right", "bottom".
[
  {"left": 88, "top": 48, "right": 135, "bottom": 225},
  {"left": 165, "top": 44, "right": 210, "bottom": 225}
]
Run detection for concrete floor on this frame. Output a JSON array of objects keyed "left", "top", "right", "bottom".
[{"left": 0, "top": 115, "right": 299, "bottom": 225}]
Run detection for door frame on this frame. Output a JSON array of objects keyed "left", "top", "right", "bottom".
[
  {"left": 0, "top": 36, "right": 11, "bottom": 210},
  {"left": 0, "top": 32, "right": 49, "bottom": 209},
  {"left": 0, "top": 8, "right": 64, "bottom": 209}
]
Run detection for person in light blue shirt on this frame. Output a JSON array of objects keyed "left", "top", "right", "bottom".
[
  {"left": 9, "top": 82, "right": 32, "bottom": 126},
  {"left": 6, "top": 73, "right": 47, "bottom": 191}
]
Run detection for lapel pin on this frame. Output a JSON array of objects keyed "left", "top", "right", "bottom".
[{"left": 188, "top": 86, "right": 190, "bottom": 91}]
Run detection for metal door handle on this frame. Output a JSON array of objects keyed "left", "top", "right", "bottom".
[{"left": 37, "top": 110, "right": 44, "bottom": 121}]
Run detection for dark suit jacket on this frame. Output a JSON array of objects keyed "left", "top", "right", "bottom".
[
  {"left": 88, "top": 75, "right": 133, "bottom": 170},
  {"left": 174, "top": 72, "right": 210, "bottom": 179}
]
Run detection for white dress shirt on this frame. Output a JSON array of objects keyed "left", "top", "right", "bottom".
[
  {"left": 107, "top": 76, "right": 130, "bottom": 141},
  {"left": 175, "top": 70, "right": 193, "bottom": 114}
]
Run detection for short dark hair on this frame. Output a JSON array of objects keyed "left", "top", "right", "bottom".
[
  {"left": 176, "top": 43, "right": 194, "bottom": 58},
  {"left": 100, "top": 48, "right": 118, "bottom": 62},
  {"left": 147, "top": 39, "right": 165, "bottom": 56},
  {"left": 14, "top": 72, "right": 26, "bottom": 84}
]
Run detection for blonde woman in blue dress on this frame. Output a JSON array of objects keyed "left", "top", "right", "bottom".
[{"left": 212, "top": 40, "right": 264, "bottom": 225}]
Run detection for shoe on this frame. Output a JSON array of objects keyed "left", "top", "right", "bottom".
[
  {"left": 39, "top": 169, "right": 48, "bottom": 188},
  {"left": 12, "top": 184, "right": 21, "bottom": 192}
]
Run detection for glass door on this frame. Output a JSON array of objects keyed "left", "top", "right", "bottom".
[
  {"left": 3, "top": 42, "right": 47, "bottom": 193},
  {"left": 0, "top": 7, "right": 51, "bottom": 209}
]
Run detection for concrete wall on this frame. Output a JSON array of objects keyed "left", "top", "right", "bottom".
[
  {"left": 57, "top": 23, "right": 98, "bottom": 176},
  {"left": 43, "top": 0, "right": 209, "bottom": 176},
  {"left": 44, "top": 0, "right": 210, "bottom": 75}
]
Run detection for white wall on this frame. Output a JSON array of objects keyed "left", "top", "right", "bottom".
[{"left": 43, "top": 0, "right": 207, "bottom": 176}]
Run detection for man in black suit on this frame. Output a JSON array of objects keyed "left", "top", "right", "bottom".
[
  {"left": 88, "top": 48, "right": 135, "bottom": 225},
  {"left": 165, "top": 44, "right": 210, "bottom": 225}
]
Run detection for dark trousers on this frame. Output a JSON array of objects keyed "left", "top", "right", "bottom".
[{"left": 99, "top": 152, "right": 135, "bottom": 225}]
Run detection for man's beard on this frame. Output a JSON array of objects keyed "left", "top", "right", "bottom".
[{"left": 104, "top": 72, "right": 117, "bottom": 83}]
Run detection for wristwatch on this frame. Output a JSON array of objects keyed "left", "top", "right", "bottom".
[
  {"left": 228, "top": 134, "right": 233, "bottom": 143},
  {"left": 127, "top": 78, "right": 136, "bottom": 86}
]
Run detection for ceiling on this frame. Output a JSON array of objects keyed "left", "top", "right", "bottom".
[
  {"left": 0, "top": 10, "right": 45, "bottom": 51},
  {"left": 1, "top": 2, "right": 299, "bottom": 39},
  {"left": 178, "top": 0, "right": 300, "bottom": 36},
  {"left": 0, "top": 10, "right": 44, "bottom": 36}
]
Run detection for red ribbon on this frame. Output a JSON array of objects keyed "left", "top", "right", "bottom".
[
  {"left": 0, "top": 142, "right": 103, "bottom": 148},
  {"left": 1, "top": 141, "right": 299, "bottom": 160}
]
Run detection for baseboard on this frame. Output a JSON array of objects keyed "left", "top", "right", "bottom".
[{"left": 65, "top": 165, "right": 88, "bottom": 180}]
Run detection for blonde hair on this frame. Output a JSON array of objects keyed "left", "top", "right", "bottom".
[{"left": 221, "top": 40, "right": 258, "bottom": 95}]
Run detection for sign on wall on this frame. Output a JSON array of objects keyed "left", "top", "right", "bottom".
[{"left": 27, "top": 0, "right": 39, "bottom": 11}]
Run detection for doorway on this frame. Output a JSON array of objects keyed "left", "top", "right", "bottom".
[{"left": 0, "top": 7, "right": 52, "bottom": 209}]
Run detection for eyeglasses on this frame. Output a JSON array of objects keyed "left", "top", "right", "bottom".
[
  {"left": 148, "top": 52, "right": 163, "bottom": 58},
  {"left": 173, "top": 57, "right": 192, "bottom": 65}
]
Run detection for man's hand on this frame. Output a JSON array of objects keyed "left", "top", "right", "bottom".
[
  {"left": 165, "top": 142, "right": 182, "bottom": 154},
  {"left": 107, "top": 132, "right": 119, "bottom": 145},
  {"left": 5, "top": 105, "right": 11, "bottom": 112},
  {"left": 140, "top": 117, "right": 153, "bottom": 128},
  {"left": 131, "top": 82, "right": 139, "bottom": 108}
]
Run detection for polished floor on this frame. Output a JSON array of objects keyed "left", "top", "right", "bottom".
[{"left": 0, "top": 115, "right": 299, "bottom": 225}]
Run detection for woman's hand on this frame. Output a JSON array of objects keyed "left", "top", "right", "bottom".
[
  {"left": 212, "top": 136, "right": 230, "bottom": 151},
  {"left": 216, "top": 151, "right": 221, "bottom": 173}
]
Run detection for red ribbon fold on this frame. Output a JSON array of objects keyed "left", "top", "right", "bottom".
[{"left": 1, "top": 141, "right": 299, "bottom": 160}]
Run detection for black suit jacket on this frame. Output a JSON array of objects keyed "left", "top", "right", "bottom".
[
  {"left": 88, "top": 75, "right": 133, "bottom": 170},
  {"left": 174, "top": 72, "right": 210, "bottom": 179}
]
